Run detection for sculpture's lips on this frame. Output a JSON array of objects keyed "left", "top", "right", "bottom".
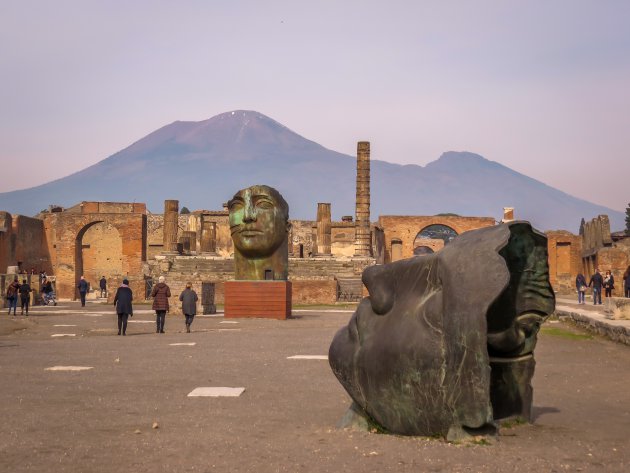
[{"left": 239, "top": 230, "right": 264, "bottom": 237}]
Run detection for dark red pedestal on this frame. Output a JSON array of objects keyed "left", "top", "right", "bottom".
[{"left": 224, "top": 281, "right": 292, "bottom": 320}]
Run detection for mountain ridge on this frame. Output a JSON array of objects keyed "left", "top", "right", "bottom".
[{"left": 0, "top": 110, "right": 623, "bottom": 233}]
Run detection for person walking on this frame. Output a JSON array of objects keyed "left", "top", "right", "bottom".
[
  {"left": 589, "top": 268, "right": 604, "bottom": 305},
  {"left": 179, "top": 282, "right": 198, "bottom": 333},
  {"left": 6, "top": 277, "right": 19, "bottom": 315},
  {"left": 151, "top": 276, "right": 171, "bottom": 334},
  {"left": 575, "top": 273, "right": 587, "bottom": 304},
  {"left": 113, "top": 279, "right": 133, "bottom": 336},
  {"left": 99, "top": 276, "right": 107, "bottom": 298},
  {"left": 19, "top": 279, "right": 33, "bottom": 315},
  {"left": 77, "top": 276, "right": 89, "bottom": 307},
  {"left": 623, "top": 266, "right": 630, "bottom": 298},
  {"left": 603, "top": 270, "right": 615, "bottom": 299}
]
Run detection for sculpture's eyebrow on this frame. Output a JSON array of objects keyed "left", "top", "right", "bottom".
[
  {"left": 228, "top": 196, "right": 244, "bottom": 205},
  {"left": 252, "top": 194, "right": 274, "bottom": 201}
]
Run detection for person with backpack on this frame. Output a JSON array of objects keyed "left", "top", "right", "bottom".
[
  {"left": 19, "top": 279, "right": 33, "bottom": 315},
  {"left": 6, "top": 277, "right": 19, "bottom": 315}
]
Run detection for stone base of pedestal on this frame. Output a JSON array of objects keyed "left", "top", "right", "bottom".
[{"left": 224, "top": 281, "right": 292, "bottom": 320}]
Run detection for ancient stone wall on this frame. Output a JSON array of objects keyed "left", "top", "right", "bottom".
[
  {"left": 0, "top": 212, "right": 13, "bottom": 273},
  {"left": 146, "top": 214, "right": 189, "bottom": 260},
  {"left": 546, "top": 230, "right": 582, "bottom": 292},
  {"left": 378, "top": 215, "right": 496, "bottom": 263},
  {"left": 43, "top": 203, "right": 147, "bottom": 300}
]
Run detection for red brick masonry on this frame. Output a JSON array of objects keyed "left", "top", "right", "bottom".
[{"left": 224, "top": 281, "right": 292, "bottom": 320}]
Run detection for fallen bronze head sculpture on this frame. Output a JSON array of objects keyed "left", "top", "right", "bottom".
[{"left": 329, "top": 221, "right": 555, "bottom": 440}]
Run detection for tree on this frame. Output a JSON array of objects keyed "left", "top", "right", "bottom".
[
  {"left": 579, "top": 218, "right": 585, "bottom": 236},
  {"left": 625, "top": 203, "right": 630, "bottom": 235},
  {"left": 180, "top": 206, "right": 190, "bottom": 214}
]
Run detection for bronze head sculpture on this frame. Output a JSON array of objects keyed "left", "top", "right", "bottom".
[
  {"left": 328, "top": 221, "right": 555, "bottom": 440},
  {"left": 228, "top": 185, "right": 290, "bottom": 280}
]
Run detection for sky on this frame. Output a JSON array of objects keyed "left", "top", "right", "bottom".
[{"left": 1, "top": 0, "right": 629, "bottom": 211}]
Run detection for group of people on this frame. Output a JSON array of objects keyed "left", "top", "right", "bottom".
[
  {"left": 575, "top": 267, "right": 630, "bottom": 304},
  {"left": 113, "top": 276, "right": 198, "bottom": 336},
  {"left": 5, "top": 277, "right": 33, "bottom": 315},
  {"left": 5, "top": 276, "right": 56, "bottom": 315}
]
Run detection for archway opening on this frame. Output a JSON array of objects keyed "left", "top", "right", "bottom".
[
  {"left": 75, "top": 221, "right": 123, "bottom": 299},
  {"left": 414, "top": 224, "right": 458, "bottom": 246}
]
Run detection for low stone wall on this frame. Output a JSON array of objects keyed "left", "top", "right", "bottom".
[
  {"left": 556, "top": 309, "right": 630, "bottom": 346},
  {"left": 291, "top": 280, "right": 338, "bottom": 305}
]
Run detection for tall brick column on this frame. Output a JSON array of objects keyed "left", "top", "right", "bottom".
[
  {"left": 316, "top": 203, "right": 332, "bottom": 256},
  {"left": 354, "top": 141, "right": 371, "bottom": 256},
  {"left": 163, "top": 200, "right": 179, "bottom": 254},
  {"left": 200, "top": 218, "right": 217, "bottom": 254}
]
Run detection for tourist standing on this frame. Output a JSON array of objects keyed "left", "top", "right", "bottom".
[
  {"left": 6, "top": 277, "right": 19, "bottom": 315},
  {"left": 589, "top": 268, "right": 604, "bottom": 305},
  {"left": 575, "top": 273, "right": 587, "bottom": 304},
  {"left": 77, "top": 276, "right": 89, "bottom": 307},
  {"left": 99, "top": 276, "right": 107, "bottom": 298},
  {"left": 179, "top": 282, "right": 198, "bottom": 333},
  {"left": 151, "top": 276, "right": 171, "bottom": 334},
  {"left": 603, "top": 270, "right": 615, "bottom": 299},
  {"left": 113, "top": 279, "right": 133, "bottom": 336},
  {"left": 19, "top": 279, "right": 32, "bottom": 315}
]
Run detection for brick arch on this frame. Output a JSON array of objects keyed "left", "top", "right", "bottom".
[
  {"left": 45, "top": 203, "right": 147, "bottom": 299},
  {"left": 378, "top": 215, "right": 496, "bottom": 263}
]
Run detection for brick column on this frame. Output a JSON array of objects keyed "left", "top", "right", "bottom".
[
  {"left": 315, "top": 203, "right": 332, "bottom": 256},
  {"left": 200, "top": 218, "right": 217, "bottom": 254},
  {"left": 354, "top": 141, "right": 371, "bottom": 256},
  {"left": 163, "top": 200, "right": 179, "bottom": 254}
]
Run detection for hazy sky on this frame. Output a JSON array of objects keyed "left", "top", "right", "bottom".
[{"left": 1, "top": 1, "right": 629, "bottom": 211}]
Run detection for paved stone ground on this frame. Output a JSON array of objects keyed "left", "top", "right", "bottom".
[{"left": 1, "top": 301, "right": 630, "bottom": 472}]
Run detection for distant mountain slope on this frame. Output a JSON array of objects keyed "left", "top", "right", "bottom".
[{"left": 0, "top": 110, "right": 623, "bottom": 232}]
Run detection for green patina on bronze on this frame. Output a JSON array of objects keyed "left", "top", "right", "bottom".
[{"left": 228, "top": 185, "right": 290, "bottom": 281}]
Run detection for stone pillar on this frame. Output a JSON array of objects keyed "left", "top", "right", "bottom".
[
  {"left": 354, "top": 141, "right": 371, "bottom": 256},
  {"left": 200, "top": 218, "right": 217, "bottom": 254},
  {"left": 316, "top": 203, "right": 332, "bottom": 256},
  {"left": 163, "top": 200, "right": 179, "bottom": 254},
  {"left": 183, "top": 230, "right": 197, "bottom": 254}
]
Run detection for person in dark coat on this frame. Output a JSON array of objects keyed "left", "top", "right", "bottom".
[
  {"left": 624, "top": 266, "right": 630, "bottom": 298},
  {"left": 589, "top": 268, "right": 604, "bottom": 305},
  {"left": 19, "top": 279, "right": 33, "bottom": 315},
  {"left": 575, "top": 273, "right": 587, "bottom": 304},
  {"left": 6, "top": 277, "right": 19, "bottom": 315},
  {"left": 99, "top": 276, "right": 107, "bottom": 298},
  {"left": 179, "top": 282, "right": 198, "bottom": 333},
  {"left": 77, "top": 276, "right": 89, "bottom": 307},
  {"left": 113, "top": 279, "right": 133, "bottom": 336},
  {"left": 151, "top": 276, "right": 171, "bottom": 334},
  {"left": 603, "top": 270, "right": 615, "bottom": 299}
]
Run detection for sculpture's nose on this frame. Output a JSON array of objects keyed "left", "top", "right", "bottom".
[{"left": 243, "top": 199, "right": 256, "bottom": 223}]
